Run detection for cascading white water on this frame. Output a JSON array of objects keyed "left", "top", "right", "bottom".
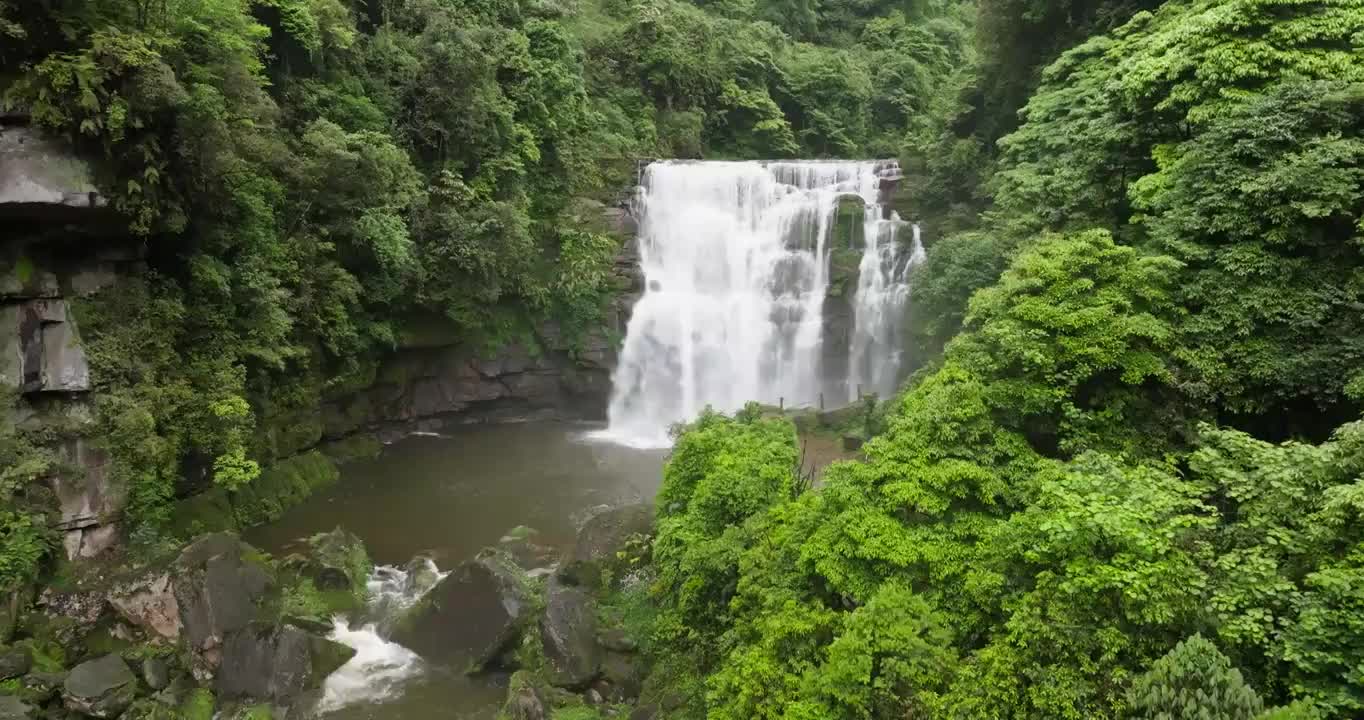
[
  {"left": 316, "top": 561, "right": 447, "bottom": 713},
  {"left": 848, "top": 221, "right": 925, "bottom": 402},
  {"left": 596, "top": 160, "right": 919, "bottom": 448}
]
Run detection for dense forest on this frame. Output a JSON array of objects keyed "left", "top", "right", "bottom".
[{"left": 2, "top": 0, "right": 1363, "bottom": 716}]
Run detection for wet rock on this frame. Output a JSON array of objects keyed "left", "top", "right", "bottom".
[
  {"left": 109, "top": 572, "right": 181, "bottom": 641},
  {"left": 402, "top": 555, "right": 441, "bottom": 596},
  {"left": 0, "top": 646, "right": 29, "bottom": 680},
  {"left": 499, "top": 671, "right": 547, "bottom": 720},
  {"left": 215, "top": 622, "right": 354, "bottom": 704},
  {"left": 62, "top": 653, "right": 137, "bottom": 718},
  {"left": 391, "top": 549, "right": 534, "bottom": 671},
  {"left": 540, "top": 580, "right": 600, "bottom": 689},
  {"left": 0, "top": 696, "right": 34, "bottom": 720},
  {"left": 142, "top": 656, "right": 170, "bottom": 690},
  {"left": 559, "top": 504, "right": 654, "bottom": 589},
  {"left": 172, "top": 534, "right": 273, "bottom": 680}
]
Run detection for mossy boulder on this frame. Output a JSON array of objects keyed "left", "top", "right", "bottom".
[
  {"left": 177, "top": 687, "right": 216, "bottom": 720},
  {"left": 831, "top": 195, "right": 866, "bottom": 251},
  {"left": 392, "top": 548, "right": 536, "bottom": 672},
  {"left": 62, "top": 653, "right": 136, "bottom": 718},
  {"left": 558, "top": 505, "right": 654, "bottom": 590},
  {"left": 121, "top": 697, "right": 181, "bottom": 720},
  {"left": 277, "top": 527, "right": 372, "bottom": 620},
  {"left": 168, "top": 488, "right": 238, "bottom": 540},
  {"left": 319, "top": 434, "right": 382, "bottom": 464}
]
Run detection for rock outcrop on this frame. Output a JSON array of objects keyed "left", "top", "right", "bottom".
[
  {"left": 320, "top": 314, "right": 626, "bottom": 441},
  {"left": 0, "top": 126, "right": 104, "bottom": 216}
]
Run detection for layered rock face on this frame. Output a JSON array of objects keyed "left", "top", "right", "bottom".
[
  {"left": 1, "top": 119, "right": 133, "bottom": 561},
  {"left": 321, "top": 310, "right": 630, "bottom": 443},
  {"left": 319, "top": 195, "right": 639, "bottom": 437}
]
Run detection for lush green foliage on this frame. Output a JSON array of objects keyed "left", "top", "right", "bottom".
[
  {"left": 643, "top": 0, "right": 1364, "bottom": 715},
  {"left": 1126, "top": 635, "right": 1264, "bottom": 720},
  {"left": 0, "top": 0, "right": 972, "bottom": 540},
  {"left": 0, "top": 391, "right": 56, "bottom": 589}
]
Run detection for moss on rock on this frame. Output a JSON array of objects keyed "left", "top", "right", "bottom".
[
  {"left": 319, "top": 434, "right": 381, "bottom": 464},
  {"left": 178, "top": 687, "right": 216, "bottom": 720},
  {"left": 229, "top": 451, "right": 339, "bottom": 527},
  {"left": 167, "top": 488, "right": 238, "bottom": 540}
]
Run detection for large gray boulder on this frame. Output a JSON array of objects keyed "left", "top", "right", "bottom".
[
  {"left": 391, "top": 549, "right": 534, "bottom": 671},
  {"left": 539, "top": 580, "right": 600, "bottom": 689},
  {"left": 62, "top": 653, "right": 137, "bottom": 718},
  {"left": 171, "top": 533, "right": 273, "bottom": 680},
  {"left": 559, "top": 504, "right": 654, "bottom": 589},
  {"left": 215, "top": 622, "right": 354, "bottom": 704}
]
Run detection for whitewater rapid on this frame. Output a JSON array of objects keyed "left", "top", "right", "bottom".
[
  {"left": 596, "top": 160, "right": 923, "bottom": 447},
  {"left": 316, "top": 560, "right": 446, "bottom": 713}
]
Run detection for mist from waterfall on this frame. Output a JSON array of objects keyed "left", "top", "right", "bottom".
[{"left": 596, "top": 160, "right": 921, "bottom": 448}]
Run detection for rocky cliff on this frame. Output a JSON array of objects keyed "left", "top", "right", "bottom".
[
  {"left": 1, "top": 120, "right": 136, "bottom": 561},
  {"left": 0, "top": 120, "right": 641, "bottom": 561}
]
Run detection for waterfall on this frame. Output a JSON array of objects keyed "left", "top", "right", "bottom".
[
  {"left": 596, "top": 160, "right": 920, "bottom": 448},
  {"left": 848, "top": 221, "right": 925, "bottom": 403}
]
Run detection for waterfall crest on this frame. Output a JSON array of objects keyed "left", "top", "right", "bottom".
[{"left": 596, "top": 160, "right": 923, "bottom": 448}]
